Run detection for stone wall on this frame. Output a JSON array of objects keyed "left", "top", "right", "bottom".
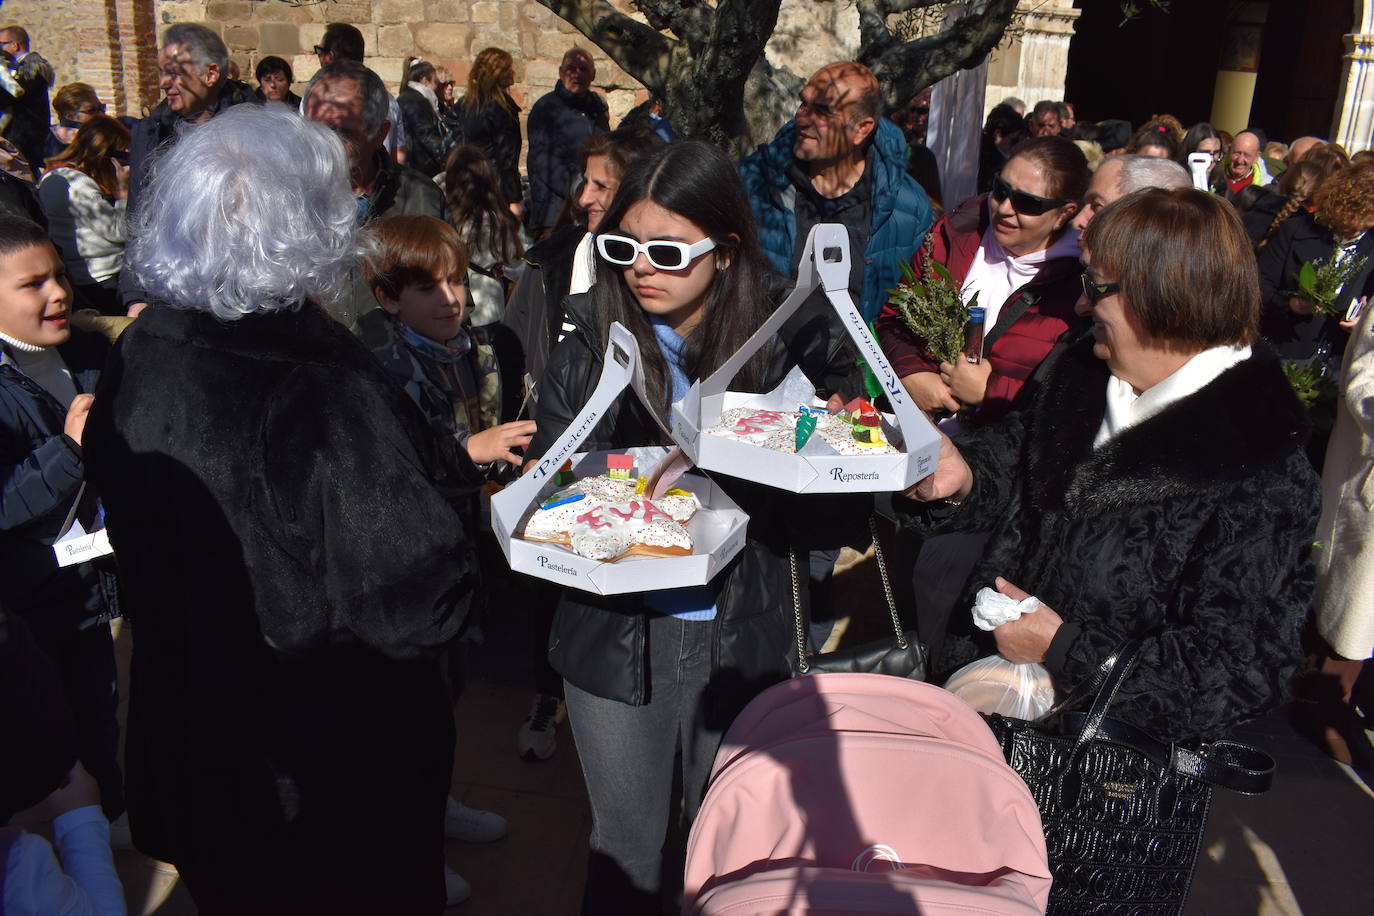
[
  {"left": 155, "top": 0, "right": 650, "bottom": 129},
  {"left": 1, "top": 0, "right": 84, "bottom": 99}
]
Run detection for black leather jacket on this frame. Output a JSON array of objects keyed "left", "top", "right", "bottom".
[
  {"left": 530, "top": 291, "right": 868, "bottom": 706},
  {"left": 397, "top": 86, "right": 447, "bottom": 178}
]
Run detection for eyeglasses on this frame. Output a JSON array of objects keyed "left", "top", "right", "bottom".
[
  {"left": 990, "top": 176, "right": 1069, "bottom": 216},
  {"left": 596, "top": 233, "right": 717, "bottom": 271},
  {"left": 313, "top": 45, "right": 329, "bottom": 56},
  {"left": 1080, "top": 272, "right": 1121, "bottom": 304}
]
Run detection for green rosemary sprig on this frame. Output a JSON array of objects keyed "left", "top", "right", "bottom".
[
  {"left": 887, "top": 234, "right": 977, "bottom": 366},
  {"left": 1294, "top": 248, "right": 1369, "bottom": 318}
]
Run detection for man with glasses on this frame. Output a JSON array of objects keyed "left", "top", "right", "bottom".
[
  {"left": 739, "top": 60, "right": 932, "bottom": 325},
  {"left": 310, "top": 22, "right": 407, "bottom": 165},
  {"left": 121, "top": 23, "right": 254, "bottom": 315},
  {"left": 526, "top": 47, "right": 610, "bottom": 238},
  {"left": 740, "top": 60, "right": 932, "bottom": 655},
  {"left": 303, "top": 60, "right": 446, "bottom": 327},
  {"left": 0, "top": 25, "right": 53, "bottom": 172}
]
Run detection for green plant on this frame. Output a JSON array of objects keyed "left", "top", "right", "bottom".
[
  {"left": 887, "top": 236, "right": 976, "bottom": 366},
  {"left": 1282, "top": 361, "right": 1336, "bottom": 412},
  {"left": 1293, "top": 248, "right": 1369, "bottom": 318}
]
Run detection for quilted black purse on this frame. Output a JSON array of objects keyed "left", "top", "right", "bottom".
[
  {"left": 984, "top": 642, "right": 1275, "bottom": 915},
  {"left": 788, "top": 517, "right": 926, "bottom": 681}
]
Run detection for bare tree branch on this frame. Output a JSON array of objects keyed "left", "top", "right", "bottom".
[
  {"left": 883, "top": 0, "right": 964, "bottom": 13},
  {"left": 863, "top": 0, "right": 1019, "bottom": 109},
  {"left": 535, "top": 0, "right": 1019, "bottom": 152},
  {"left": 633, "top": 0, "right": 697, "bottom": 34},
  {"left": 534, "top": 0, "right": 676, "bottom": 89}
]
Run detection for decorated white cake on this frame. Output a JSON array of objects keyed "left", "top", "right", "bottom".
[
  {"left": 520, "top": 471, "right": 702, "bottom": 562},
  {"left": 703, "top": 400, "right": 900, "bottom": 456}
]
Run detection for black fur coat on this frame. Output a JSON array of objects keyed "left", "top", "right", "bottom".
[
  {"left": 84, "top": 304, "right": 473, "bottom": 910},
  {"left": 916, "top": 337, "right": 1320, "bottom": 743}
]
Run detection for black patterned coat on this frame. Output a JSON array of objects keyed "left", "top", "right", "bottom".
[{"left": 908, "top": 336, "right": 1320, "bottom": 743}]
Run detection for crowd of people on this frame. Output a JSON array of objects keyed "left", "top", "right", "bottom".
[{"left": 2, "top": 15, "right": 1372, "bottom": 916}]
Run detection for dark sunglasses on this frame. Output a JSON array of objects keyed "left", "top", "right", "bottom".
[
  {"left": 991, "top": 176, "right": 1069, "bottom": 216},
  {"left": 313, "top": 45, "right": 328, "bottom": 56},
  {"left": 1080, "top": 272, "right": 1121, "bottom": 304}
]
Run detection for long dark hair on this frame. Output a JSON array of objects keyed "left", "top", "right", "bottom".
[
  {"left": 444, "top": 144, "right": 522, "bottom": 263},
  {"left": 589, "top": 140, "right": 774, "bottom": 420},
  {"left": 1179, "top": 122, "right": 1222, "bottom": 163}
]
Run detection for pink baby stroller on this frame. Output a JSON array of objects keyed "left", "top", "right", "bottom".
[{"left": 683, "top": 673, "right": 1052, "bottom": 914}]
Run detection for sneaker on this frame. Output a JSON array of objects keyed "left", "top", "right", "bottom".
[
  {"left": 445, "top": 796, "right": 507, "bottom": 843},
  {"left": 517, "top": 693, "right": 564, "bottom": 761},
  {"left": 444, "top": 865, "right": 472, "bottom": 906}
]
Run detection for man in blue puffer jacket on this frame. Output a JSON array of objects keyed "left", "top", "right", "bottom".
[{"left": 739, "top": 61, "right": 933, "bottom": 323}]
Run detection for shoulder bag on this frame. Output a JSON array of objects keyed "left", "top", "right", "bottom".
[
  {"left": 984, "top": 641, "right": 1275, "bottom": 915},
  {"left": 788, "top": 516, "right": 926, "bottom": 681}
]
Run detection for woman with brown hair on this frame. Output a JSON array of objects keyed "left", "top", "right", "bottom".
[
  {"left": 1124, "top": 118, "right": 1181, "bottom": 159},
  {"left": 878, "top": 135, "right": 1089, "bottom": 425},
  {"left": 1258, "top": 161, "right": 1374, "bottom": 362},
  {"left": 877, "top": 135, "right": 1088, "bottom": 666},
  {"left": 37, "top": 115, "right": 131, "bottom": 314},
  {"left": 442, "top": 144, "right": 524, "bottom": 327},
  {"left": 1250, "top": 143, "right": 1348, "bottom": 249},
  {"left": 460, "top": 47, "right": 523, "bottom": 215},
  {"left": 903, "top": 187, "right": 1319, "bottom": 744}
]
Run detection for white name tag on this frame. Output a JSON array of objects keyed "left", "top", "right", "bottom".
[{"left": 53, "top": 528, "right": 113, "bottom": 567}]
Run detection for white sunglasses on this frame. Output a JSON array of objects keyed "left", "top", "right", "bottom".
[{"left": 595, "top": 233, "right": 717, "bottom": 271}]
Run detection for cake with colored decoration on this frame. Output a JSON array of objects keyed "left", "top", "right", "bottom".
[
  {"left": 519, "top": 459, "right": 702, "bottom": 561},
  {"left": 703, "top": 399, "right": 900, "bottom": 455}
]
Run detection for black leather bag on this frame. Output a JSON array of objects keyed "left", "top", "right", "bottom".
[
  {"left": 788, "top": 517, "right": 925, "bottom": 681},
  {"left": 984, "top": 642, "right": 1275, "bottom": 915}
]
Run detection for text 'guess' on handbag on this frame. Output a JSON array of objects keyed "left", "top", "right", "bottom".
[
  {"left": 984, "top": 642, "right": 1275, "bottom": 916},
  {"left": 788, "top": 516, "right": 926, "bottom": 681}
]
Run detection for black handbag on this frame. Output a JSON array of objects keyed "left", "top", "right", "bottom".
[
  {"left": 984, "top": 641, "right": 1275, "bottom": 915},
  {"left": 788, "top": 516, "right": 926, "bottom": 681}
]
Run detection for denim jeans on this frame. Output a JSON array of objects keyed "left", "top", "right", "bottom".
[{"left": 564, "top": 612, "right": 720, "bottom": 911}]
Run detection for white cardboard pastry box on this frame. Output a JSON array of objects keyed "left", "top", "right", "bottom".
[
  {"left": 490, "top": 323, "right": 749, "bottom": 595},
  {"left": 669, "top": 223, "right": 941, "bottom": 494}
]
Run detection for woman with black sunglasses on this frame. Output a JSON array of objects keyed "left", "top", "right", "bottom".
[
  {"left": 877, "top": 135, "right": 1089, "bottom": 427},
  {"left": 875, "top": 136, "right": 1088, "bottom": 665},
  {"left": 525, "top": 140, "right": 852, "bottom": 912}
]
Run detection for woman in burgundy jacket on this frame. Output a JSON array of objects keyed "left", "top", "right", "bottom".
[{"left": 877, "top": 136, "right": 1090, "bottom": 427}]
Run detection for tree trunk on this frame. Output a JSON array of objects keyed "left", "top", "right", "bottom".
[{"left": 531, "top": 0, "right": 1019, "bottom": 154}]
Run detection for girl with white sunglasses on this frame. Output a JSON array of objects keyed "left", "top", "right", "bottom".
[{"left": 526, "top": 140, "right": 850, "bottom": 911}]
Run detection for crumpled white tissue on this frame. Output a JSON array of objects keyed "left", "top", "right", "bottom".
[{"left": 972, "top": 586, "right": 1040, "bottom": 631}]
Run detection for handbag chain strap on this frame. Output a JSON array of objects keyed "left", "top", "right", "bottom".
[
  {"left": 789, "top": 547, "right": 811, "bottom": 674},
  {"left": 789, "top": 515, "right": 907, "bottom": 675},
  {"left": 868, "top": 515, "right": 907, "bottom": 649}
]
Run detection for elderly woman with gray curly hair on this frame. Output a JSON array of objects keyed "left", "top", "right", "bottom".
[{"left": 84, "top": 104, "right": 473, "bottom": 915}]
